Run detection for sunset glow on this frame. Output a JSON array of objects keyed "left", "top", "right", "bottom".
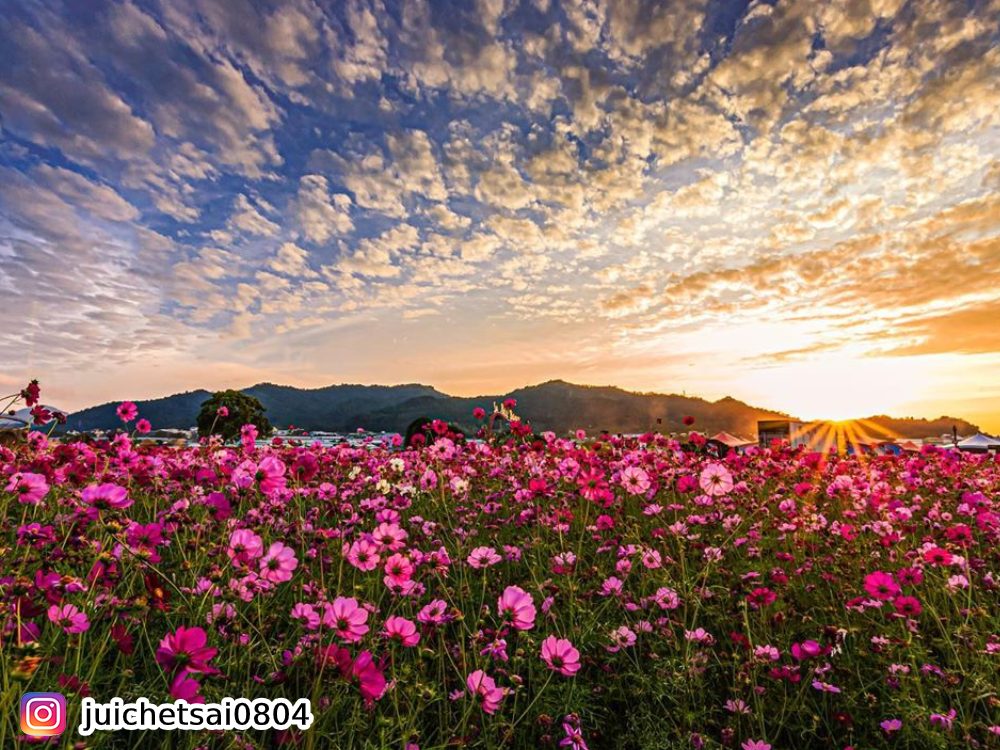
[{"left": 1, "top": 1, "right": 999, "bottom": 429}]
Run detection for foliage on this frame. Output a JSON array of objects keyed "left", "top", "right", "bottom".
[{"left": 197, "top": 390, "right": 272, "bottom": 441}]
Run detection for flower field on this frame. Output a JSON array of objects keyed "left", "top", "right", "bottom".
[{"left": 2, "top": 392, "right": 1000, "bottom": 748}]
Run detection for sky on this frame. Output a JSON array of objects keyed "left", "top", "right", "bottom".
[{"left": 1, "top": 0, "right": 999, "bottom": 430}]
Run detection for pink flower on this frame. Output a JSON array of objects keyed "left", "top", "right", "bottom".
[
  {"left": 468, "top": 546, "right": 502, "bottom": 569},
  {"left": 699, "top": 463, "right": 734, "bottom": 496},
  {"left": 47, "top": 604, "right": 89, "bottom": 634},
  {"left": 620, "top": 466, "right": 651, "bottom": 495},
  {"left": 216, "top": 406, "right": 229, "bottom": 417},
  {"left": 291, "top": 603, "right": 321, "bottom": 630},
  {"left": 135, "top": 418, "right": 152, "bottom": 434},
  {"left": 864, "top": 571, "right": 900, "bottom": 601},
  {"left": 652, "top": 587, "right": 681, "bottom": 610},
  {"left": 345, "top": 539, "right": 381, "bottom": 571},
  {"left": 169, "top": 671, "right": 205, "bottom": 703},
  {"left": 383, "top": 616, "right": 420, "bottom": 647},
  {"left": 156, "top": 626, "right": 218, "bottom": 674},
  {"left": 741, "top": 741, "right": 772, "bottom": 750},
  {"left": 227, "top": 529, "right": 264, "bottom": 566},
  {"left": 417, "top": 599, "right": 451, "bottom": 627},
  {"left": 930, "top": 709, "right": 956, "bottom": 730},
  {"left": 259, "top": 542, "right": 298, "bottom": 583},
  {"left": 880, "top": 718, "right": 902, "bottom": 734},
  {"left": 473, "top": 407, "right": 486, "bottom": 420},
  {"left": 384, "top": 553, "right": 414, "bottom": 584},
  {"left": 256, "top": 456, "right": 287, "bottom": 494},
  {"left": 540, "top": 635, "right": 581, "bottom": 676},
  {"left": 322, "top": 597, "right": 369, "bottom": 643},
  {"left": 81, "top": 482, "right": 132, "bottom": 511},
  {"left": 466, "top": 670, "right": 506, "bottom": 714},
  {"left": 498, "top": 585, "right": 536, "bottom": 631},
  {"left": 116, "top": 401, "right": 138, "bottom": 422},
  {"left": 6, "top": 472, "right": 49, "bottom": 505}
]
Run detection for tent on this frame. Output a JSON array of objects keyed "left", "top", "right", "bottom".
[
  {"left": 0, "top": 406, "right": 64, "bottom": 430},
  {"left": 956, "top": 433, "right": 1000, "bottom": 452}
]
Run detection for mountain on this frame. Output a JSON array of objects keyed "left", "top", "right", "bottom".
[{"left": 62, "top": 379, "right": 980, "bottom": 439}]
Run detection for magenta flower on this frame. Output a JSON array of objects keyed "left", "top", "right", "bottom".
[
  {"left": 864, "top": 571, "right": 901, "bottom": 601},
  {"left": 259, "top": 541, "right": 298, "bottom": 583},
  {"left": 383, "top": 616, "right": 420, "bottom": 647},
  {"left": 893, "top": 595, "right": 922, "bottom": 617},
  {"left": 741, "top": 741, "right": 772, "bottom": 750},
  {"left": 155, "top": 626, "right": 218, "bottom": 674},
  {"left": 498, "top": 585, "right": 536, "bottom": 631},
  {"left": 322, "top": 597, "right": 369, "bottom": 643},
  {"left": 47, "top": 604, "right": 89, "bottom": 634},
  {"left": 6, "top": 472, "right": 49, "bottom": 505},
  {"left": 116, "top": 401, "right": 138, "bottom": 422},
  {"left": 169, "top": 671, "right": 205, "bottom": 703},
  {"left": 351, "top": 651, "right": 387, "bottom": 707},
  {"left": 791, "top": 640, "right": 822, "bottom": 660},
  {"left": 135, "top": 418, "right": 152, "bottom": 434},
  {"left": 540, "top": 635, "right": 581, "bottom": 676},
  {"left": 384, "top": 553, "right": 414, "bottom": 584}
]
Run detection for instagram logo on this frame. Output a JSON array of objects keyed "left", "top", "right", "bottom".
[{"left": 20, "top": 693, "right": 67, "bottom": 738}]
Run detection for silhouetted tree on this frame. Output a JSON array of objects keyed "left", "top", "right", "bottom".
[{"left": 197, "top": 390, "right": 271, "bottom": 441}]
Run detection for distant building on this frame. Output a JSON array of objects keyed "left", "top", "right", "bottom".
[
  {"left": 757, "top": 419, "right": 810, "bottom": 448},
  {"left": 707, "top": 431, "right": 754, "bottom": 456}
]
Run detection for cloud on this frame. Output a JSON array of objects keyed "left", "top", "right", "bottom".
[
  {"left": 228, "top": 194, "right": 280, "bottom": 237},
  {"left": 295, "top": 175, "right": 354, "bottom": 243}
]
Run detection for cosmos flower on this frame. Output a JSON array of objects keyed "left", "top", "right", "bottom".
[
  {"left": 259, "top": 542, "right": 298, "bottom": 583},
  {"left": 467, "top": 546, "right": 502, "bottom": 569},
  {"left": 540, "top": 636, "right": 581, "bottom": 676},
  {"left": 498, "top": 585, "right": 536, "bottom": 631},
  {"left": 228, "top": 529, "right": 264, "bottom": 565},
  {"left": 864, "top": 571, "right": 901, "bottom": 601},
  {"left": 47, "top": 604, "right": 89, "bottom": 634},
  {"left": 81, "top": 483, "right": 132, "bottom": 511},
  {"left": 466, "top": 670, "right": 506, "bottom": 714},
  {"left": 155, "top": 627, "right": 218, "bottom": 674},
  {"left": 323, "top": 597, "right": 370, "bottom": 643},
  {"left": 6, "top": 472, "right": 49, "bottom": 505},
  {"left": 383, "top": 616, "right": 420, "bottom": 647},
  {"left": 699, "top": 463, "right": 734, "bottom": 496},
  {"left": 116, "top": 401, "right": 139, "bottom": 422}
]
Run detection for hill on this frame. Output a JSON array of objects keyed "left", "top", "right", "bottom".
[{"left": 62, "top": 379, "right": 980, "bottom": 438}]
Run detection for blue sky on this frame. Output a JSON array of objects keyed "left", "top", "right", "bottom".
[{"left": 1, "top": 0, "right": 999, "bottom": 428}]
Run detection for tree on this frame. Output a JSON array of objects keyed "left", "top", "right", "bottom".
[{"left": 197, "top": 390, "right": 272, "bottom": 441}]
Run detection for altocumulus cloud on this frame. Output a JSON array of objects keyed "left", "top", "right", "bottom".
[{"left": 0, "top": 0, "right": 998, "bottom": 420}]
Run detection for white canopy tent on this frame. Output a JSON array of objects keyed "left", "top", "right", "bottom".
[
  {"left": 956, "top": 433, "right": 1000, "bottom": 452},
  {"left": 0, "top": 405, "right": 64, "bottom": 430}
]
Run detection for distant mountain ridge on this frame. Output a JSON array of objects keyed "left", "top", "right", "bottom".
[{"left": 63, "top": 379, "right": 980, "bottom": 439}]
